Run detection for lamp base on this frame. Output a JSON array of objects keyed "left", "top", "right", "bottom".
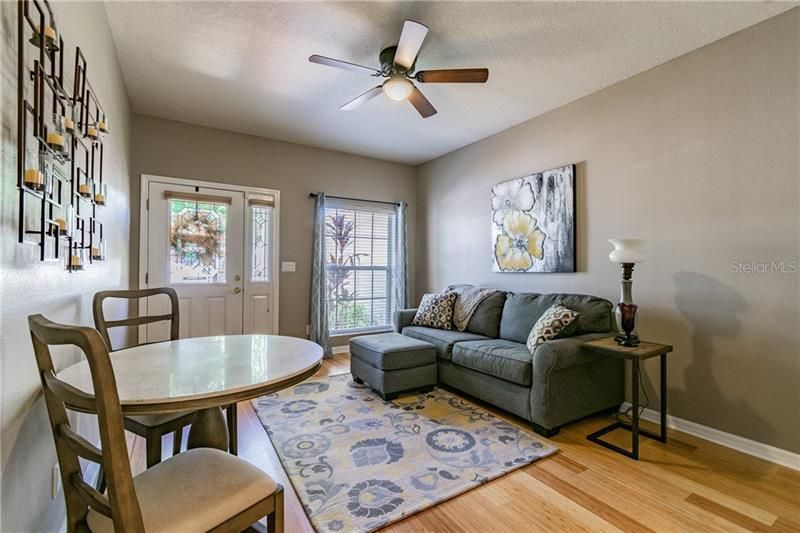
[{"left": 616, "top": 333, "right": 640, "bottom": 348}]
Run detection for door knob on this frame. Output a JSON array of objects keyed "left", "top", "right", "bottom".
[{"left": 233, "top": 287, "right": 242, "bottom": 294}]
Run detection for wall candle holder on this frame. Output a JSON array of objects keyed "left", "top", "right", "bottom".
[
  {"left": 23, "top": 169, "right": 44, "bottom": 191},
  {"left": 67, "top": 244, "right": 86, "bottom": 271},
  {"left": 16, "top": 0, "right": 110, "bottom": 269},
  {"left": 94, "top": 182, "right": 106, "bottom": 206},
  {"left": 78, "top": 180, "right": 92, "bottom": 198},
  {"left": 30, "top": 23, "right": 58, "bottom": 51},
  {"left": 91, "top": 238, "right": 105, "bottom": 261}
]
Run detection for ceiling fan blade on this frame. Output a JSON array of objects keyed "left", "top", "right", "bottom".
[
  {"left": 415, "top": 68, "right": 489, "bottom": 83},
  {"left": 309, "top": 54, "right": 382, "bottom": 76},
  {"left": 408, "top": 86, "right": 437, "bottom": 118},
  {"left": 394, "top": 20, "right": 429, "bottom": 69},
  {"left": 340, "top": 86, "right": 383, "bottom": 111}
]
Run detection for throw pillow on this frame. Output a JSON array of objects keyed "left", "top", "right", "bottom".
[
  {"left": 526, "top": 304, "right": 580, "bottom": 353},
  {"left": 412, "top": 292, "right": 457, "bottom": 330}
]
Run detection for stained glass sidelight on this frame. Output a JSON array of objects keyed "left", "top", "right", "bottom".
[
  {"left": 169, "top": 199, "right": 227, "bottom": 283},
  {"left": 251, "top": 205, "right": 272, "bottom": 282}
]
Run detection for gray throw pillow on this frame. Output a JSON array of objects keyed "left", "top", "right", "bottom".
[{"left": 412, "top": 292, "right": 457, "bottom": 330}]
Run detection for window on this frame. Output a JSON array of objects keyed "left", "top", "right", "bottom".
[
  {"left": 250, "top": 204, "right": 272, "bottom": 282},
  {"left": 325, "top": 200, "right": 396, "bottom": 333},
  {"left": 169, "top": 199, "right": 227, "bottom": 283}
]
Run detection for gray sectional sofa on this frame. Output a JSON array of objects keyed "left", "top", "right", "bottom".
[{"left": 393, "top": 291, "right": 624, "bottom": 436}]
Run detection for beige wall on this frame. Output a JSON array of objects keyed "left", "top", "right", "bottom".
[
  {"left": 130, "top": 115, "right": 417, "bottom": 346},
  {"left": 0, "top": 2, "right": 132, "bottom": 530},
  {"left": 416, "top": 10, "right": 800, "bottom": 453}
]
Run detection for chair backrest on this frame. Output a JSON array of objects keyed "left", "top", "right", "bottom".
[
  {"left": 93, "top": 287, "right": 180, "bottom": 351},
  {"left": 28, "top": 314, "right": 145, "bottom": 533}
]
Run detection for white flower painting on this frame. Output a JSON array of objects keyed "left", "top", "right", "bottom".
[{"left": 491, "top": 165, "right": 576, "bottom": 273}]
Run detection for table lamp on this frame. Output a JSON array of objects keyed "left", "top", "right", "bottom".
[{"left": 609, "top": 239, "right": 645, "bottom": 347}]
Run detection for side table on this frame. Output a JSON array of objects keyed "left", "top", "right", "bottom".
[{"left": 582, "top": 337, "right": 673, "bottom": 460}]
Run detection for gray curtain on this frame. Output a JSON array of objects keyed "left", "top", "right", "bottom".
[
  {"left": 310, "top": 192, "right": 332, "bottom": 357},
  {"left": 393, "top": 200, "right": 410, "bottom": 311}
]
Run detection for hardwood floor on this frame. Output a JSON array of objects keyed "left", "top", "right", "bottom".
[{"left": 126, "top": 353, "right": 800, "bottom": 532}]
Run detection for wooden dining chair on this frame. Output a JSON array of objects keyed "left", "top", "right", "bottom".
[
  {"left": 28, "top": 314, "right": 284, "bottom": 533},
  {"left": 93, "top": 287, "right": 239, "bottom": 469}
]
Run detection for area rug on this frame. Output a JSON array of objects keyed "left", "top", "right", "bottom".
[{"left": 251, "top": 374, "right": 558, "bottom": 533}]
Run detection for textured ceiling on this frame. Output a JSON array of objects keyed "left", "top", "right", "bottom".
[{"left": 105, "top": 1, "right": 794, "bottom": 164}]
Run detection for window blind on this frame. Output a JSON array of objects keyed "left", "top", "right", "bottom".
[{"left": 324, "top": 199, "right": 396, "bottom": 333}]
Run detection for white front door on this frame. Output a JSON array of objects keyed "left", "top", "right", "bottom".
[{"left": 142, "top": 178, "right": 278, "bottom": 342}]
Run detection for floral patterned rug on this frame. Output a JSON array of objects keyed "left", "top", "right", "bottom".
[{"left": 251, "top": 374, "right": 558, "bottom": 532}]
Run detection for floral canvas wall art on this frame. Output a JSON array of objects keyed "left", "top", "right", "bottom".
[{"left": 491, "top": 164, "right": 576, "bottom": 273}]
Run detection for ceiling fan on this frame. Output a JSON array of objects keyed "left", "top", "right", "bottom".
[{"left": 309, "top": 20, "right": 489, "bottom": 118}]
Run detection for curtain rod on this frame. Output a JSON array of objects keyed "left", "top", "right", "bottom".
[{"left": 308, "top": 193, "right": 402, "bottom": 207}]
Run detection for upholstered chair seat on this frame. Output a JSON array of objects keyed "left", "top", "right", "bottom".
[{"left": 87, "top": 449, "right": 278, "bottom": 533}]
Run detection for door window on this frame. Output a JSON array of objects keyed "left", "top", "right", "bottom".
[{"left": 169, "top": 199, "right": 228, "bottom": 283}]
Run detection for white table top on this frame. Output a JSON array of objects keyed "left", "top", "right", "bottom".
[{"left": 57, "top": 335, "right": 323, "bottom": 411}]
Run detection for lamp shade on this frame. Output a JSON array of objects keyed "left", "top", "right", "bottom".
[{"left": 608, "top": 239, "right": 645, "bottom": 263}]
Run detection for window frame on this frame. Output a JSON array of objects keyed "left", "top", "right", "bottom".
[{"left": 324, "top": 199, "right": 396, "bottom": 335}]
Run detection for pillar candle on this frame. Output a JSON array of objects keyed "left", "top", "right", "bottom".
[
  {"left": 24, "top": 169, "right": 44, "bottom": 191},
  {"left": 53, "top": 218, "right": 67, "bottom": 236},
  {"left": 47, "top": 131, "right": 64, "bottom": 150}
]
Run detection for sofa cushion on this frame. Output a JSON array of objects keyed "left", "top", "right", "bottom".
[
  {"left": 451, "top": 339, "right": 533, "bottom": 386},
  {"left": 446, "top": 285, "right": 507, "bottom": 338},
  {"left": 464, "top": 291, "right": 507, "bottom": 338},
  {"left": 499, "top": 293, "right": 613, "bottom": 344},
  {"left": 401, "top": 326, "right": 490, "bottom": 360},
  {"left": 350, "top": 333, "right": 436, "bottom": 370}
]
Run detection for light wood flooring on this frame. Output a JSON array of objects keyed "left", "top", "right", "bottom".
[{"left": 125, "top": 353, "right": 800, "bottom": 532}]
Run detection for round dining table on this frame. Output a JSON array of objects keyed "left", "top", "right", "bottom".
[{"left": 57, "top": 334, "right": 323, "bottom": 451}]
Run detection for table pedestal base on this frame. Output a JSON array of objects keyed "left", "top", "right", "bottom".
[{"left": 187, "top": 407, "right": 230, "bottom": 451}]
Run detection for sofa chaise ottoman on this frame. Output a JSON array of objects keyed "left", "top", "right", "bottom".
[{"left": 350, "top": 332, "right": 437, "bottom": 400}]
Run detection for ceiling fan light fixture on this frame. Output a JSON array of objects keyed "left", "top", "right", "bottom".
[{"left": 383, "top": 76, "right": 413, "bottom": 101}]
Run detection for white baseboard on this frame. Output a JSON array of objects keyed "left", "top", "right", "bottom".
[
  {"left": 620, "top": 402, "right": 800, "bottom": 471},
  {"left": 332, "top": 345, "right": 350, "bottom": 354}
]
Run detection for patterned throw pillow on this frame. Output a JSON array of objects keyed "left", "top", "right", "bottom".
[
  {"left": 412, "top": 292, "right": 457, "bottom": 330},
  {"left": 526, "top": 304, "right": 580, "bottom": 353}
]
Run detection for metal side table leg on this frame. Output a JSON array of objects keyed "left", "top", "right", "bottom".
[
  {"left": 631, "top": 358, "right": 640, "bottom": 460},
  {"left": 659, "top": 353, "right": 668, "bottom": 442}
]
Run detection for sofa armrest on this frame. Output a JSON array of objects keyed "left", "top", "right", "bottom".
[
  {"left": 392, "top": 309, "right": 418, "bottom": 332},
  {"left": 532, "top": 333, "right": 616, "bottom": 373},
  {"left": 530, "top": 332, "right": 623, "bottom": 430}
]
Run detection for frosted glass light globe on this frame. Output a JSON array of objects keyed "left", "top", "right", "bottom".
[
  {"left": 608, "top": 239, "right": 645, "bottom": 263},
  {"left": 383, "top": 76, "right": 413, "bottom": 101}
]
